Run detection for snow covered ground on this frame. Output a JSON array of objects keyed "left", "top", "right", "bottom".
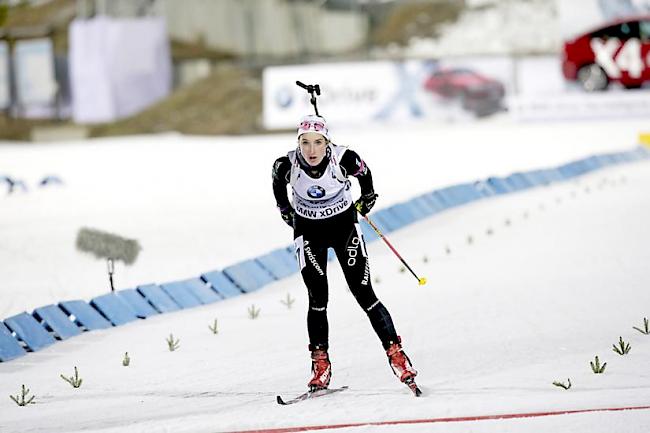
[
  {"left": 405, "top": 0, "right": 559, "bottom": 57},
  {"left": 1, "top": 118, "right": 650, "bottom": 432},
  {"left": 1, "top": 118, "right": 647, "bottom": 319}
]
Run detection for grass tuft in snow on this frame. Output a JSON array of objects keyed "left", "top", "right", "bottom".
[
  {"left": 9, "top": 384, "right": 36, "bottom": 406},
  {"left": 633, "top": 317, "right": 649, "bottom": 335},
  {"left": 248, "top": 305, "right": 261, "bottom": 319},
  {"left": 209, "top": 319, "right": 219, "bottom": 334},
  {"left": 590, "top": 356, "right": 607, "bottom": 374},
  {"left": 552, "top": 378, "right": 571, "bottom": 390},
  {"left": 166, "top": 334, "right": 180, "bottom": 351},
  {"left": 612, "top": 336, "right": 631, "bottom": 355},
  {"left": 280, "top": 293, "right": 295, "bottom": 309},
  {"left": 122, "top": 352, "right": 130, "bottom": 366},
  {"left": 60, "top": 366, "right": 83, "bottom": 388}
]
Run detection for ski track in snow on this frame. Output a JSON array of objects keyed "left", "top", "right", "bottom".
[{"left": 1, "top": 119, "right": 650, "bottom": 432}]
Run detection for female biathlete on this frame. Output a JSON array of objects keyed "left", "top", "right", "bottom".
[{"left": 271, "top": 114, "right": 420, "bottom": 394}]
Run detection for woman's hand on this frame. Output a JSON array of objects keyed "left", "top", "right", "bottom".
[
  {"left": 354, "top": 192, "right": 378, "bottom": 216},
  {"left": 279, "top": 205, "right": 295, "bottom": 227}
]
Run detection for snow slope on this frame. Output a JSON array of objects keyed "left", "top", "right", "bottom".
[
  {"left": 1, "top": 118, "right": 650, "bottom": 432},
  {"left": 0, "top": 119, "right": 647, "bottom": 319},
  {"left": 406, "top": 0, "right": 559, "bottom": 57}
]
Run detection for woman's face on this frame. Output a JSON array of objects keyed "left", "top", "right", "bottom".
[{"left": 299, "top": 132, "right": 328, "bottom": 166}]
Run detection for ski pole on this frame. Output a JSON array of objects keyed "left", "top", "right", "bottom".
[
  {"left": 356, "top": 205, "right": 427, "bottom": 286},
  {"left": 296, "top": 81, "right": 321, "bottom": 116}
]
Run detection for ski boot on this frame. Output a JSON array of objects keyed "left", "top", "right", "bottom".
[
  {"left": 308, "top": 344, "right": 331, "bottom": 392},
  {"left": 386, "top": 337, "right": 421, "bottom": 396}
]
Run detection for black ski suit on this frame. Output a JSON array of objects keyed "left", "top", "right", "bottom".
[{"left": 272, "top": 146, "right": 400, "bottom": 350}]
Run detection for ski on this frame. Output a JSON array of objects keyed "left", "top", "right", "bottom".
[
  {"left": 405, "top": 378, "right": 422, "bottom": 397},
  {"left": 276, "top": 386, "right": 349, "bottom": 405}
]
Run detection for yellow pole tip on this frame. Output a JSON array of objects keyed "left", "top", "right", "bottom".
[
  {"left": 418, "top": 277, "right": 427, "bottom": 286},
  {"left": 639, "top": 132, "right": 650, "bottom": 145}
]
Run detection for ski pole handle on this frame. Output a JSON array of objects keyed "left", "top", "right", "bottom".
[{"left": 356, "top": 205, "right": 427, "bottom": 286}]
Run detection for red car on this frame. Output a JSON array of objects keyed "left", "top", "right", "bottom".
[
  {"left": 424, "top": 68, "right": 505, "bottom": 117},
  {"left": 562, "top": 15, "right": 650, "bottom": 91}
]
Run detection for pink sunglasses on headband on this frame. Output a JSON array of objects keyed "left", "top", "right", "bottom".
[{"left": 299, "top": 120, "right": 326, "bottom": 131}]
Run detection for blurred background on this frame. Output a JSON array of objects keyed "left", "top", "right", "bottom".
[{"left": 0, "top": 0, "right": 648, "bottom": 142}]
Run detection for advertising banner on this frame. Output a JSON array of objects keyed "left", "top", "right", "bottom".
[
  {"left": 515, "top": 0, "right": 650, "bottom": 120},
  {"left": 510, "top": 55, "right": 650, "bottom": 121},
  {"left": 266, "top": 55, "right": 650, "bottom": 125},
  {"left": 0, "top": 41, "right": 9, "bottom": 110},
  {"left": 510, "top": 91, "right": 650, "bottom": 121},
  {"left": 264, "top": 58, "right": 512, "bottom": 129}
]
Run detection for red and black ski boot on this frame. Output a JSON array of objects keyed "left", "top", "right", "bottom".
[
  {"left": 386, "top": 337, "right": 421, "bottom": 396},
  {"left": 308, "top": 344, "right": 331, "bottom": 392}
]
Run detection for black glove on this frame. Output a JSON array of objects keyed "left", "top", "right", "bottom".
[
  {"left": 354, "top": 192, "right": 378, "bottom": 216},
  {"left": 279, "top": 205, "right": 295, "bottom": 227}
]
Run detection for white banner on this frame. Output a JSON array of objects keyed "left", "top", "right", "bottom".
[
  {"left": 0, "top": 41, "right": 9, "bottom": 109},
  {"left": 264, "top": 59, "right": 512, "bottom": 129},
  {"left": 70, "top": 17, "right": 172, "bottom": 123},
  {"left": 510, "top": 91, "right": 650, "bottom": 121},
  {"left": 264, "top": 61, "right": 415, "bottom": 129},
  {"left": 14, "top": 38, "right": 57, "bottom": 114}
]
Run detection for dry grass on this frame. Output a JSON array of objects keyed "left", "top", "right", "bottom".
[
  {"left": 90, "top": 64, "right": 263, "bottom": 138},
  {"left": 371, "top": 0, "right": 464, "bottom": 47},
  {"left": 0, "top": 115, "right": 66, "bottom": 141},
  {"left": 2, "top": 0, "right": 75, "bottom": 29},
  {"left": 170, "top": 39, "right": 235, "bottom": 62}
]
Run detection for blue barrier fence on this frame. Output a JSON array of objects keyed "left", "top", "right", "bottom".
[{"left": 1, "top": 147, "right": 648, "bottom": 362}]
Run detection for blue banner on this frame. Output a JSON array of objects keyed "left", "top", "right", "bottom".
[
  {"left": 0, "top": 41, "right": 9, "bottom": 109},
  {"left": 14, "top": 38, "right": 57, "bottom": 116}
]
